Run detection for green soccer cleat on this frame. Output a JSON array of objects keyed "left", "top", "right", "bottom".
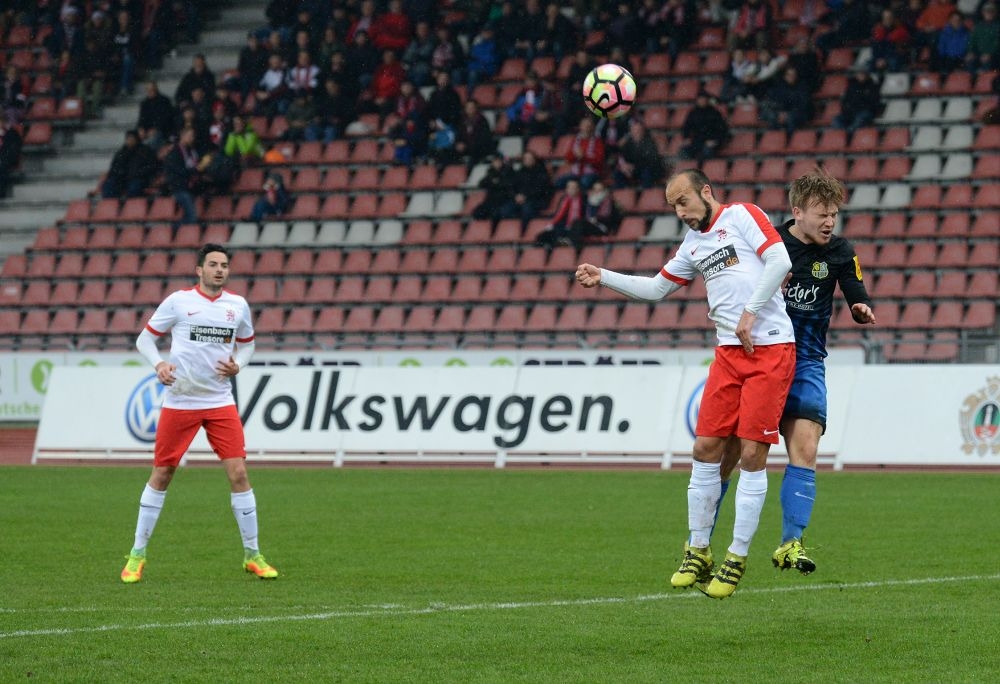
[
  {"left": 121, "top": 552, "right": 146, "bottom": 584},
  {"left": 243, "top": 552, "right": 279, "bottom": 579},
  {"left": 670, "top": 543, "right": 714, "bottom": 588},
  {"left": 772, "top": 539, "right": 816, "bottom": 574},
  {"left": 703, "top": 552, "right": 747, "bottom": 599}
]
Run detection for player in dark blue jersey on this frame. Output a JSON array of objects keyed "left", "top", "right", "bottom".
[{"left": 716, "top": 170, "right": 875, "bottom": 576}]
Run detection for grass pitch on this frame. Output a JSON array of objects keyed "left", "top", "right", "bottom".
[{"left": 1, "top": 466, "right": 998, "bottom": 682}]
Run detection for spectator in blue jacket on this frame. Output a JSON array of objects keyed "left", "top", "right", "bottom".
[
  {"left": 466, "top": 25, "right": 501, "bottom": 88},
  {"left": 932, "top": 11, "right": 971, "bottom": 72}
]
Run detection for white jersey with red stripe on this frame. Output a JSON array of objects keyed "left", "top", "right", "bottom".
[
  {"left": 145, "top": 286, "right": 255, "bottom": 409},
  {"left": 663, "top": 202, "right": 794, "bottom": 346}
]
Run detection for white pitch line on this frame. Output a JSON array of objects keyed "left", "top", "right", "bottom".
[{"left": 2, "top": 573, "right": 998, "bottom": 640}]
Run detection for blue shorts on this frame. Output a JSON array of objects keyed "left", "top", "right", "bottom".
[{"left": 782, "top": 358, "right": 827, "bottom": 431}]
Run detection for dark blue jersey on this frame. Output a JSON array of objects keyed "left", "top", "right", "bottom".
[{"left": 779, "top": 220, "right": 873, "bottom": 361}]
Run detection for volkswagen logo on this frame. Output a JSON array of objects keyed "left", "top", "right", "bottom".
[
  {"left": 685, "top": 378, "right": 707, "bottom": 439},
  {"left": 125, "top": 373, "right": 166, "bottom": 443}
]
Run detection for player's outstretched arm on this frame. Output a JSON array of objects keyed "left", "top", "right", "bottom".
[{"left": 576, "top": 263, "right": 602, "bottom": 288}]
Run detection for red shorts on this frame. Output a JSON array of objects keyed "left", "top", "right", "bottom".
[
  {"left": 154, "top": 405, "right": 246, "bottom": 467},
  {"left": 696, "top": 343, "right": 796, "bottom": 445}
]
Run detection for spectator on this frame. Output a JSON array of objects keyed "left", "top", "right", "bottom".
[
  {"left": 966, "top": 3, "right": 1000, "bottom": 73},
  {"left": 283, "top": 93, "right": 316, "bottom": 142},
  {"left": 932, "top": 11, "right": 970, "bottom": 72},
  {"left": 0, "top": 119, "right": 23, "bottom": 198},
  {"left": 727, "top": 0, "right": 774, "bottom": 51},
  {"left": 367, "top": 49, "right": 409, "bottom": 118},
  {"left": 110, "top": 10, "right": 138, "bottom": 97},
  {"left": 787, "top": 36, "right": 823, "bottom": 95},
  {"left": 870, "top": 8, "right": 912, "bottom": 72},
  {"left": 250, "top": 171, "right": 291, "bottom": 222},
  {"left": 760, "top": 66, "right": 814, "bottom": 135},
  {"left": 386, "top": 79, "right": 426, "bottom": 133},
  {"left": 815, "top": 0, "right": 872, "bottom": 54},
  {"left": 0, "top": 65, "right": 28, "bottom": 125},
  {"left": 286, "top": 50, "right": 320, "bottom": 99},
  {"left": 537, "top": 1, "right": 579, "bottom": 61},
  {"left": 565, "top": 49, "right": 598, "bottom": 94},
  {"left": 175, "top": 104, "right": 210, "bottom": 155},
  {"left": 498, "top": 150, "right": 554, "bottom": 226},
  {"left": 73, "top": 37, "right": 110, "bottom": 117},
  {"left": 640, "top": 0, "right": 697, "bottom": 60},
  {"left": 224, "top": 116, "right": 265, "bottom": 166},
  {"left": 607, "top": 1, "right": 643, "bottom": 54},
  {"left": 455, "top": 99, "right": 496, "bottom": 169},
  {"left": 388, "top": 110, "right": 429, "bottom": 166},
  {"left": 83, "top": 9, "right": 114, "bottom": 59},
  {"left": 198, "top": 148, "right": 238, "bottom": 196},
  {"left": 492, "top": 1, "right": 524, "bottom": 60},
  {"left": 534, "top": 178, "right": 584, "bottom": 247},
  {"left": 832, "top": 67, "right": 883, "bottom": 133},
  {"left": 556, "top": 116, "right": 606, "bottom": 190},
  {"left": 101, "top": 129, "right": 159, "bottom": 199},
  {"left": 914, "top": 0, "right": 958, "bottom": 53},
  {"left": 424, "top": 71, "right": 463, "bottom": 129},
  {"left": 347, "top": 0, "right": 379, "bottom": 44},
  {"left": 46, "top": 6, "right": 84, "bottom": 59},
  {"left": 719, "top": 48, "right": 758, "bottom": 103},
  {"left": 290, "top": 9, "right": 321, "bottom": 51},
  {"left": 175, "top": 54, "right": 215, "bottom": 108},
  {"left": 323, "top": 50, "right": 360, "bottom": 102},
  {"left": 466, "top": 25, "right": 502, "bottom": 89},
  {"left": 312, "top": 78, "right": 357, "bottom": 142},
  {"left": 256, "top": 53, "right": 290, "bottom": 117},
  {"left": 472, "top": 153, "right": 517, "bottom": 221},
  {"left": 746, "top": 46, "right": 787, "bottom": 100},
  {"left": 316, "top": 26, "right": 345, "bottom": 73},
  {"left": 430, "top": 25, "right": 465, "bottom": 86},
  {"left": 614, "top": 118, "right": 667, "bottom": 189},
  {"left": 237, "top": 32, "right": 269, "bottom": 97},
  {"left": 505, "top": 71, "right": 555, "bottom": 138},
  {"left": 402, "top": 20, "right": 436, "bottom": 87},
  {"left": 162, "top": 127, "right": 201, "bottom": 225},
  {"left": 680, "top": 90, "right": 731, "bottom": 162},
  {"left": 370, "top": 0, "right": 412, "bottom": 52},
  {"left": 344, "top": 30, "right": 382, "bottom": 92},
  {"left": 137, "top": 82, "right": 177, "bottom": 149},
  {"left": 208, "top": 101, "right": 229, "bottom": 151},
  {"left": 427, "top": 117, "right": 458, "bottom": 167}
]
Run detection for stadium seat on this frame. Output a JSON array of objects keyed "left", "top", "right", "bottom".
[
  {"left": 48, "top": 310, "right": 79, "bottom": 336},
  {"left": 320, "top": 194, "right": 350, "bottom": 218},
  {"left": 311, "top": 307, "right": 344, "bottom": 334},
  {"left": 398, "top": 249, "right": 431, "bottom": 274}
]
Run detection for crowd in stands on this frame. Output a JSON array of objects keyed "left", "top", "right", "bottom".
[
  {"left": 1, "top": 0, "right": 998, "bottom": 234},
  {"left": 0, "top": 0, "right": 202, "bottom": 196}
]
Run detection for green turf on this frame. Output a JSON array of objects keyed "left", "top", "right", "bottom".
[{"left": 2, "top": 466, "right": 999, "bottom": 682}]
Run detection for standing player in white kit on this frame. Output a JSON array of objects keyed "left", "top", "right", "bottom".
[{"left": 121, "top": 243, "right": 278, "bottom": 583}]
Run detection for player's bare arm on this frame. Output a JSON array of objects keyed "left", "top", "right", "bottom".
[
  {"left": 575, "top": 263, "right": 602, "bottom": 288},
  {"left": 851, "top": 303, "right": 876, "bottom": 325}
]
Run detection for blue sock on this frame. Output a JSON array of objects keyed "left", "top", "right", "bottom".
[
  {"left": 709, "top": 479, "right": 731, "bottom": 541},
  {"left": 780, "top": 465, "right": 816, "bottom": 543}
]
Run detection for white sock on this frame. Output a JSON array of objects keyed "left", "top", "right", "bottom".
[
  {"left": 687, "top": 461, "right": 721, "bottom": 549},
  {"left": 231, "top": 489, "right": 259, "bottom": 552},
  {"left": 133, "top": 484, "right": 166, "bottom": 552},
  {"left": 730, "top": 469, "right": 768, "bottom": 557}
]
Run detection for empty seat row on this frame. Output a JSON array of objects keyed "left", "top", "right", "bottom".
[
  {"left": 844, "top": 211, "right": 997, "bottom": 239},
  {"left": 871, "top": 271, "right": 999, "bottom": 300},
  {"left": 852, "top": 240, "right": 999, "bottom": 270}
]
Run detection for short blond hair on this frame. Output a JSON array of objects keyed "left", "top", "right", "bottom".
[{"left": 788, "top": 168, "right": 846, "bottom": 211}]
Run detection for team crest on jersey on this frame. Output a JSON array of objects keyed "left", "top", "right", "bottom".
[
  {"left": 716, "top": 227, "right": 728, "bottom": 241},
  {"left": 811, "top": 261, "right": 829, "bottom": 279},
  {"left": 226, "top": 308, "right": 236, "bottom": 322},
  {"left": 959, "top": 376, "right": 1000, "bottom": 456}
]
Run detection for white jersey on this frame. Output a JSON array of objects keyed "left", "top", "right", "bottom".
[
  {"left": 663, "top": 202, "right": 794, "bottom": 346},
  {"left": 145, "top": 286, "right": 255, "bottom": 409}
]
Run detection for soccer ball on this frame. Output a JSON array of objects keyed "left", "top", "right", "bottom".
[{"left": 581, "top": 63, "right": 637, "bottom": 119}]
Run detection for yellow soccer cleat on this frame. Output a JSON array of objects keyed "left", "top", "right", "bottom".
[
  {"left": 772, "top": 539, "right": 816, "bottom": 574},
  {"left": 670, "top": 542, "right": 714, "bottom": 588},
  {"left": 243, "top": 552, "right": 279, "bottom": 579},
  {"left": 704, "top": 552, "right": 747, "bottom": 599},
  {"left": 121, "top": 553, "right": 146, "bottom": 584}
]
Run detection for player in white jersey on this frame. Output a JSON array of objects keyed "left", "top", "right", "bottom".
[
  {"left": 575, "top": 169, "right": 796, "bottom": 598},
  {"left": 120, "top": 244, "right": 278, "bottom": 583}
]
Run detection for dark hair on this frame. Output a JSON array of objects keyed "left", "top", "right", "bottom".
[{"left": 198, "top": 243, "right": 231, "bottom": 266}]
